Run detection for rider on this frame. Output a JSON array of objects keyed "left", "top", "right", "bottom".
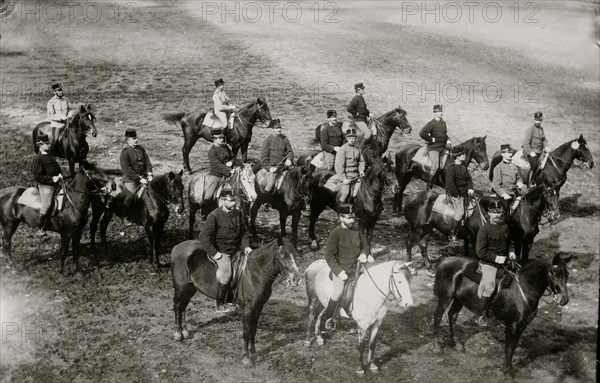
[
  {"left": 259, "top": 119, "right": 294, "bottom": 193},
  {"left": 199, "top": 185, "right": 252, "bottom": 313},
  {"left": 319, "top": 110, "right": 344, "bottom": 170},
  {"left": 334, "top": 128, "right": 365, "bottom": 204},
  {"left": 492, "top": 144, "right": 526, "bottom": 214},
  {"left": 205, "top": 128, "right": 235, "bottom": 201},
  {"left": 444, "top": 148, "right": 474, "bottom": 242},
  {"left": 523, "top": 111, "right": 549, "bottom": 185},
  {"left": 347, "top": 82, "right": 375, "bottom": 139},
  {"left": 213, "top": 78, "right": 236, "bottom": 131},
  {"left": 47, "top": 82, "right": 71, "bottom": 140},
  {"left": 31, "top": 133, "right": 63, "bottom": 236},
  {"left": 120, "top": 128, "right": 153, "bottom": 223},
  {"left": 322, "top": 203, "right": 373, "bottom": 330},
  {"left": 419, "top": 104, "right": 451, "bottom": 189},
  {"left": 475, "top": 200, "right": 516, "bottom": 326}
]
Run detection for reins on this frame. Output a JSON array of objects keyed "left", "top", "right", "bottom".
[{"left": 360, "top": 263, "right": 404, "bottom": 303}]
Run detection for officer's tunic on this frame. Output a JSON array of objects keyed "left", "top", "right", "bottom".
[
  {"left": 523, "top": 124, "right": 548, "bottom": 155},
  {"left": 260, "top": 135, "right": 294, "bottom": 169},
  {"left": 492, "top": 161, "right": 522, "bottom": 197},
  {"left": 347, "top": 95, "right": 370, "bottom": 122},
  {"left": 334, "top": 143, "right": 365, "bottom": 180},
  {"left": 325, "top": 226, "right": 370, "bottom": 276},
  {"left": 199, "top": 207, "right": 250, "bottom": 257},
  {"left": 31, "top": 153, "right": 62, "bottom": 186},
  {"left": 120, "top": 145, "right": 153, "bottom": 183},
  {"left": 208, "top": 144, "right": 234, "bottom": 178},
  {"left": 445, "top": 163, "right": 473, "bottom": 198},
  {"left": 47, "top": 95, "right": 70, "bottom": 128},
  {"left": 419, "top": 119, "right": 448, "bottom": 153},
  {"left": 320, "top": 122, "right": 344, "bottom": 154},
  {"left": 476, "top": 222, "right": 511, "bottom": 266}
]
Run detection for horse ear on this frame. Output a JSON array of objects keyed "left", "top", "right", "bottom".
[
  {"left": 178, "top": 169, "right": 184, "bottom": 177},
  {"left": 257, "top": 98, "right": 263, "bottom": 106},
  {"left": 483, "top": 135, "right": 487, "bottom": 141},
  {"left": 552, "top": 253, "right": 563, "bottom": 266},
  {"left": 87, "top": 104, "right": 93, "bottom": 110},
  {"left": 579, "top": 133, "right": 584, "bottom": 141},
  {"left": 80, "top": 105, "right": 86, "bottom": 112},
  {"left": 168, "top": 171, "right": 175, "bottom": 180}
]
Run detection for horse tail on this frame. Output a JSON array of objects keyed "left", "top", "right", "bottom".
[{"left": 163, "top": 112, "right": 186, "bottom": 125}]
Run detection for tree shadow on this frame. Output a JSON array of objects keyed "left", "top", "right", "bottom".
[{"left": 559, "top": 193, "right": 600, "bottom": 217}]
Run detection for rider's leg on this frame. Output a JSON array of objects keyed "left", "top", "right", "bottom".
[
  {"left": 427, "top": 151, "right": 440, "bottom": 189},
  {"left": 323, "top": 273, "right": 344, "bottom": 330}
]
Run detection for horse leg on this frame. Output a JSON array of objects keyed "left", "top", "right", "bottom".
[
  {"left": 240, "top": 142, "right": 249, "bottom": 163},
  {"left": 144, "top": 224, "right": 156, "bottom": 269},
  {"left": 71, "top": 231, "right": 83, "bottom": 273},
  {"left": 503, "top": 321, "right": 525, "bottom": 377},
  {"left": 154, "top": 223, "right": 165, "bottom": 268},
  {"left": 405, "top": 229, "right": 418, "bottom": 274},
  {"left": 290, "top": 209, "right": 301, "bottom": 249},
  {"left": 173, "top": 283, "right": 196, "bottom": 341},
  {"left": 242, "top": 306, "right": 261, "bottom": 368},
  {"left": 188, "top": 202, "right": 199, "bottom": 239},
  {"left": 1, "top": 221, "right": 19, "bottom": 269},
  {"left": 419, "top": 227, "right": 433, "bottom": 272},
  {"left": 278, "top": 209, "right": 287, "bottom": 239},
  {"left": 308, "top": 203, "right": 325, "bottom": 250},
  {"left": 447, "top": 299, "right": 465, "bottom": 352},
  {"left": 356, "top": 326, "right": 369, "bottom": 375},
  {"left": 249, "top": 198, "right": 261, "bottom": 238},
  {"left": 305, "top": 298, "right": 317, "bottom": 346},
  {"left": 59, "top": 234, "right": 72, "bottom": 275},
  {"left": 182, "top": 133, "right": 200, "bottom": 174},
  {"left": 514, "top": 240, "right": 524, "bottom": 263},
  {"left": 90, "top": 205, "right": 100, "bottom": 250},
  {"left": 366, "top": 321, "right": 383, "bottom": 374},
  {"left": 67, "top": 158, "right": 76, "bottom": 178},
  {"left": 99, "top": 210, "right": 113, "bottom": 246},
  {"left": 394, "top": 173, "right": 412, "bottom": 213},
  {"left": 433, "top": 297, "right": 452, "bottom": 354}
]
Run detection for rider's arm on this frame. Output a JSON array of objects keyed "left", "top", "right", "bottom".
[
  {"left": 358, "top": 151, "right": 366, "bottom": 175},
  {"left": 31, "top": 156, "right": 52, "bottom": 185},
  {"left": 445, "top": 166, "right": 457, "bottom": 197},
  {"left": 260, "top": 138, "right": 271, "bottom": 168},
  {"left": 320, "top": 126, "right": 334, "bottom": 153},
  {"left": 466, "top": 166, "right": 474, "bottom": 190},
  {"left": 199, "top": 213, "right": 219, "bottom": 257},
  {"left": 284, "top": 137, "right": 294, "bottom": 161},
  {"left": 334, "top": 147, "right": 346, "bottom": 178},
  {"left": 239, "top": 215, "right": 251, "bottom": 251},
  {"left": 522, "top": 125, "right": 533, "bottom": 154},
  {"left": 347, "top": 97, "right": 358, "bottom": 118},
  {"left": 475, "top": 225, "right": 492, "bottom": 262},
  {"left": 325, "top": 229, "right": 343, "bottom": 276},
  {"left": 141, "top": 147, "right": 153, "bottom": 176},
  {"left": 209, "top": 148, "right": 232, "bottom": 177},
  {"left": 491, "top": 165, "right": 507, "bottom": 197},
  {"left": 47, "top": 101, "right": 65, "bottom": 122},
  {"left": 419, "top": 121, "right": 433, "bottom": 143}
]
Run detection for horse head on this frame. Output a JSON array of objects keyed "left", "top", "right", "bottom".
[
  {"left": 276, "top": 237, "right": 302, "bottom": 286},
  {"left": 573, "top": 134, "right": 594, "bottom": 169},
  {"left": 166, "top": 170, "right": 185, "bottom": 215},
  {"left": 77, "top": 161, "right": 111, "bottom": 193},
  {"left": 393, "top": 105, "right": 412, "bottom": 136},
  {"left": 391, "top": 262, "right": 414, "bottom": 308},
  {"left": 548, "top": 254, "right": 572, "bottom": 305},
  {"left": 255, "top": 97, "right": 272, "bottom": 126},
  {"left": 74, "top": 104, "right": 98, "bottom": 138},
  {"left": 466, "top": 136, "right": 489, "bottom": 171},
  {"left": 238, "top": 163, "right": 257, "bottom": 202},
  {"left": 541, "top": 186, "right": 560, "bottom": 222},
  {"left": 297, "top": 162, "right": 315, "bottom": 207}
]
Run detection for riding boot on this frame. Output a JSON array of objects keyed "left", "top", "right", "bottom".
[
  {"left": 321, "top": 299, "right": 339, "bottom": 331},
  {"left": 122, "top": 193, "right": 135, "bottom": 226},
  {"left": 448, "top": 219, "right": 461, "bottom": 243},
  {"left": 37, "top": 212, "right": 49, "bottom": 237},
  {"left": 476, "top": 296, "right": 492, "bottom": 327},
  {"left": 215, "top": 283, "right": 233, "bottom": 313}
]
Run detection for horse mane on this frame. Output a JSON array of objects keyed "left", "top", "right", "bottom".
[
  {"left": 246, "top": 238, "right": 279, "bottom": 263},
  {"left": 519, "top": 256, "right": 552, "bottom": 279},
  {"left": 523, "top": 184, "right": 546, "bottom": 203}
]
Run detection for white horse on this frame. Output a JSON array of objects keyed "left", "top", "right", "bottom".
[{"left": 304, "top": 260, "right": 414, "bottom": 375}]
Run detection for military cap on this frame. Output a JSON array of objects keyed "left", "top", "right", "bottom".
[
  {"left": 211, "top": 128, "right": 225, "bottom": 138},
  {"left": 215, "top": 78, "right": 225, "bottom": 87},
  {"left": 327, "top": 110, "right": 337, "bottom": 118},
  {"left": 354, "top": 82, "right": 364, "bottom": 91},
  {"left": 345, "top": 128, "right": 357, "bottom": 137},
  {"left": 500, "top": 144, "right": 513, "bottom": 153},
  {"left": 219, "top": 185, "right": 235, "bottom": 201},
  {"left": 433, "top": 104, "right": 443, "bottom": 112},
  {"left": 125, "top": 128, "right": 137, "bottom": 138},
  {"left": 338, "top": 203, "right": 355, "bottom": 217},
  {"left": 268, "top": 119, "right": 282, "bottom": 129},
  {"left": 453, "top": 148, "right": 465, "bottom": 156},
  {"left": 488, "top": 200, "right": 503, "bottom": 214},
  {"left": 534, "top": 111, "right": 543, "bottom": 120},
  {"left": 51, "top": 83, "right": 62, "bottom": 91},
  {"left": 37, "top": 133, "right": 50, "bottom": 144}
]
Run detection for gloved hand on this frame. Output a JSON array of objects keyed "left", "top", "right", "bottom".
[
  {"left": 285, "top": 159, "right": 292, "bottom": 167},
  {"left": 140, "top": 178, "right": 148, "bottom": 185},
  {"left": 543, "top": 147, "right": 550, "bottom": 153},
  {"left": 147, "top": 174, "right": 153, "bottom": 182},
  {"left": 530, "top": 152, "right": 537, "bottom": 157},
  {"left": 368, "top": 113, "right": 374, "bottom": 119},
  {"left": 338, "top": 270, "right": 348, "bottom": 281},
  {"left": 509, "top": 252, "right": 517, "bottom": 261},
  {"left": 358, "top": 254, "right": 367, "bottom": 263},
  {"left": 52, "top": 174, "right": 62, "bottom": 183},
  {"left": 230, "top": 169, "right": 236, "bottom": 174},
  {"left": 342, "top": 179, "right": 351, "bottom": 185},
  {"left": 333, "top": 146, "right": 340, "bottom": 152},
  {"left": 517, "top": 182, "right": 525, "bottom": 189},
  {"left": 367, "top": 255, "right": 375, "bottom": 263},
  {"left": 468, "top": 189, "right": 475, "bottom": 196},
  {"left": 269, "top": 167, "right": 277, "bottom": 173},
  {"left": 214, "top": 252, "right": 223, "bottom": 260},
  {"left": 502, "top": 193, "right": 511, "bottom": 200},
  {"left": 359, "top": 171, "right": 365, "bottom": 177},
  {"left": 244, "top": 247, "right": 252, "bottom": 255},
  {"left": 226, "top": 161, "right": 233, "bottom": 167},
  {"left": 495, "top": 256, "right": 507, "bottom": 264},
  {"left": 431, "top": 137, "right": 436, "bottom": 143}
]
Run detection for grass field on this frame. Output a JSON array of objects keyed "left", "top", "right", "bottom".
[{"left": 1, "top": 1, "right": 598, "bottom": 382}]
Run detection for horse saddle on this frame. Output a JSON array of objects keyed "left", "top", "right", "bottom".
[
  {"left": 310, "top": 152, "right": 335, "bottom": 171},
  {"left": 203, "top": 110, "right": 233, "bottom": 130},
  {"left": 113, "top": 177, "right": 145, "bottom": 199},
  {"left": 17, "top": 187, "right": 64, "bottom": 215},
  {"left": 462, "top": 261, "right": 513, "bottom": 290},
  {"left": 256, "top": 169, "right": 286, "bottom": 193},
  {"left": 431, "top": 194, "right": 475, "bottom": 224},
  {"left": 328, "top": 270, "right": 358, "bottom": 316},
  {"left": 413, "top": 147, "right": 449, "bottom": 174},
  {"left": 511, "top": 149, "right": 531, "bottom": 181}
]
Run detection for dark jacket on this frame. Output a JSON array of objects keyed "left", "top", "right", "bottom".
[
  {"left": 325, "top": 226, "right": 370, "bottom": 276},
  {"left": 476, "top": 222, "right": 512, "bottom": 267},
  {"left": 31, "top": 153, "right": 62, "bottom": 185},
  {"left": 419, "top": 119, "right": 448, "bottom": 152},
  {"left": 260, "top": 135, "right": 294, "bottom": 169},
  {"left": 199, "top": 207, "right": 250, "bottom": 257},
  {"left": 347, "top": 95, "right": 370, "bottom": 122},
  {"left": 208, "top": 144, "right": 234, "bottom": 177},
  {"left": 445, "top": 163, "right": 473, "bottom": 198},
  {"left": 120, "top": 145, "right": 152, "bottom": 183},
  {"left": 319, "top": 122, "right": 344, "bottom": 154}
]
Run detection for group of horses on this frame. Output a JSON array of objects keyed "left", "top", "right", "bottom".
[{"left": 0, "top": 98, "right": 594, "bottom": 376}]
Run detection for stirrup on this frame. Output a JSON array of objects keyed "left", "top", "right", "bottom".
[
  {"left": 325, "top": 318, "right": 337, "bottom": 331},
  {"left": 475, "top": 315, "right": 487, "bottom": 327}
]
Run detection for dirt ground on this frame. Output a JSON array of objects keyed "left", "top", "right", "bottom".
[{"left": 1, "top": 1, "right": 598, "bottom": 382}]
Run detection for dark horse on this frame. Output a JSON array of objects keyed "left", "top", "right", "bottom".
[
  {"left": 308, "top": 159, "right": 390, "bottom": 251},
  {"left": 32, "top": 105, "right": 98, "bottom": 177},
  {"left": 393, "top": 136, "right": 490, "bottom": 212},
  {"left": 249, "top": 163, "right": 315, "bottom": 248},
  {"left": 0, "top": 162, "right": 108, "bottom": 274},
  {"left": 433, "top": 254, "right": 572, "bottom": 376},
  {"left": 89, "top": 170, "right": 185, "bottom": 271},
  {"left": 488, "top": 134, "right": 594, "bottom": 194},
  {"left": 164, "top": 98, "right": 272, "bottom": 173},
  {"left": 170, "top": 237, "right": 301, "bottom": 367}
]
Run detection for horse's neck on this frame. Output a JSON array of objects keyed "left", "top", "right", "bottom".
[
  {"left": 514, "top": 191, "right": 543, "bottom": 228},
  {"left": 376, "top": 114, "right": 394, "bottom": 151},
  {"left": 357, "top": 263, "right": 390, "bottom": 306},
  {"left": 236, "top": 106, "right": 257, "bottom": 133},
  {"left": 245, "top": 244, "right": 280, "bottom": 283},
  {"left": 549, "top": 145, "right": 576, "bottom": 176},
  {"left": 65, "top": 174, "right": 91, "bottom": 211},
  {"left": 458, "top": 141, "right": 475, "bottom": 165},
  {"left": 519, "top": 261, "right": 550, "bottom": 298}
]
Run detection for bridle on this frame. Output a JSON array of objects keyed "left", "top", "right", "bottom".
[
  {"left": 360, "top": 262, "right": 409, "bottom": 304},
  {"left": 234, "top": 101, "right": 269, "bottom": 128},
  {"left": 504, "top": 262, "right": 565, "bottom": 309}
]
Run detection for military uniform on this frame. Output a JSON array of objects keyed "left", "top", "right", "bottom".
[
  {"left": 334, "top": 140, "right": 365, "bottom": 203},
  {"left": 47, "top": 95, "right": 70, "bottom": 129},
  {"left": 120, "top": 145, "right": 153, "bottom": 192},
  {"left": 205, "top": 142, "right": 234, "bottom": 201},
  {"left": 319, "top": 121, "right": 344, "bottom": 170},
  {"left": 445, "top": 162, "right": 472, "bottom": 221},
  {"left": 523, "top": 121, "right": 548, "bottom": 182},
  {"left": 347, "top": 83, "right": 374, "bottom": 139},
  {"left": 260, "top": 121, "right": 294, "bottom": 192},
  {"left": 213, "top": 87, "right": 233, "bottom": 128},
  {"left": 492, "top": 161, "right": 523, "bottom": 198},
  {"left": 419, "top": 118, "right": 448, "bottom": 180},
  {"left": 31, "top": 134, "right": 63, "bottom": 233},
  {"left": 476, "top": 220, "right": 511, "bottom": 298}
]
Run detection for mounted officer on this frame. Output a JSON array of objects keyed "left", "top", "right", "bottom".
[
  {"left": 419, "top": 104, "right": 451, "bottom": 189},
  {"left": 347, "top": 82, "right": 375, "bottom": 139},
  {"left": 319, "top": 110, "right": 344, "bottom": 170},
  {"left": 46, "top": 82, "right": 72, "bottom": 141},
  {"left": 31, "top": 133, "right": 63, "bottom": 236},
  {"left": 198, "top": 185, "right": 252, "bottom": 313},
  {"left": 334, "top": 128, "right": 365, "bottom": 204},
  {"left": 213, "top": 78, "right": 236, "bottom": 131},
  {"left": 205, "top": 128, "right": 235, "bottom": 202},
  {"left": 492, "top": 144, "right": 526, "bottom": 214},
  {"left": 120, "top": 128, "right": 153, "bottom": 223},
  {"left": 523, "top": 111, "right": 550, "bottom": 185},
  {"left": 321, "top": 204, "right": 373, "bottom": 330},
  {"left": 259, "top": 119, "right": 294, "bottom": 193},
  {"left": 444, "top": 148, "right": 474, "bottom": 242},
  {"left": 475, "top": 200, "right": 516, "bottom": 326}
]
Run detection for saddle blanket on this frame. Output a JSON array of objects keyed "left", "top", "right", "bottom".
[
  {"left": 256, "top": 169, "right": 286, "bottom": 192},
  {"left": 431, "top": 194, "right": 475, "bottom": 224},
  {"left": 413, "top": 147, "right": 449, "bottom": 173},
  {"left": 511, "top": 150, "right": 531, "bottom": 181},
  {"left": 111, "top": 177, "right": 145, "bottom": 198},
  {"left": 323, "top": 176, "right": 360, "bottom": 198},
  {"left": 17, "top": 187, "right": 64, "bottom": 214},
  {"left": 202, "top": 110, "right": 226, "bottom": 129},
  {"left": 310, "top": 152, "right": 334, "bottom": 171},
  {"left": 462, "top": 261, "right": 513, "bottom": 290}
]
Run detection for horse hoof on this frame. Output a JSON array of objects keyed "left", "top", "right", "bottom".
[
  {"left": 242, "top": 356, "right": 254, "bottom": 368},
  {"left": 316, "top": 337, "right": 325, "bottom": 346},
  {"left": 433, "top": 343, "right": 443, "bottom": 355},
  {"left": 173, "top": 331, "right": 183, "bottom": 341},
  {"left": 181, "top": 329, "right": 189, "bottom": 339},
  {"left": 369, "top": 363, "right": 379, "bottom": 373},
  {"left": 355, "top": 367, "right": 365, "bottom": 376},
  {"left": 310, "top": 240, "right": 318, "bottom": 250},
  {"left": 457, "top": 343, "right": 465, "bottom": 353}
]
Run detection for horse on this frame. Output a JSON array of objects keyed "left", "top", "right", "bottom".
[
  {"left": 304, "top": 260, "right": 414, "bottom": 375},
  {"left": 393, "top": 136, "right": 490, "bottom": 212},
  {"left": 89, "top": 170, "right": 185, "bottom": 271},
  {"left": 433, "top": 254, "right": 572, "bottom": 376},
  {"left": 403, "top": 191, "right": 487, "bottom": 272},
  {"left": 0, "top": 161, "right": 109, "bottom": 274},
  {"left": 488, "top": 134, "right": 594, "bottom": 194},
  {"left": 164, "top": 98, "right": 272, "bottom": 173},
  {"left": 32, "top": 105, "right": 98, "bottom": 177},
  {"left": 307, "top": 159, "right": 390, "bottom": 251},
  {"left": 187, "top": 164, "right": 257, "bottom": 239},
  {"left": 170, "top": 237, "right": 301, "bottom": 367},
  {"left": 249, "top": 163, "right": 315, "bottom": 248}
]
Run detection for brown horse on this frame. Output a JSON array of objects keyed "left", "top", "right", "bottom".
[
  {"left": 164, "top": 98, "right": 271, "bottom": 173},
  {"left": 89, "top": 170, "right": 185, "bottom": 271},
  {"left": 433, "top": 254, "right": 572, "bottom": 376},
  {"left": 170, "top": 237, "right": 301, "bottom": 367},
  {"left": 0, "top": 161, "right": 109, "bottom": 274},
  {"left": 32, "top": 105, "right": 98, "bottom": 177},
  {"left": 393, "top": 136, "right": 489, "bottom": 212}
]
